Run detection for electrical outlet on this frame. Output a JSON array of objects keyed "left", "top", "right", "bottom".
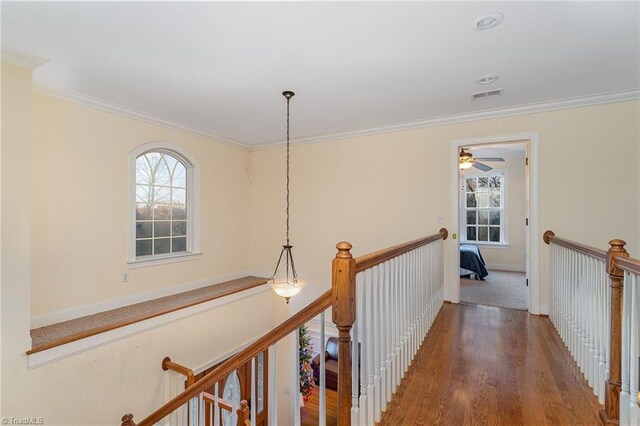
[
  {"left": 122, "top": 272, "right": 129, "bottom": 283},
  {"left": 284, "top": 387, "right": 291, "bottom": 396},
  {"left": 436, "top": 213, "right": 444, "bottom": 224}
]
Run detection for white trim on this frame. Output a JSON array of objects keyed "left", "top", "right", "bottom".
[
  {"left": 450, "top": 132, "right": 540, "bottom": 315},
  {"left": 539, "top": 304, "right": 549, "bottom": 316},
  {"left": 1, "top": 47, "right": 48, "bottom": 70},
  {"left": 129, "top": 142, "right": 201, "bottom": 263},
  {"left": 30, "top": 269, "right": 270, "bottom": 328},
  {"left": 127, "top": 251, "right": 202, "bottom": 269},
  {"left": 251, "top": 90, "right": 639, "bottom": 150},
  {"left": 485, "top": 264, "right": 526, "bottom": 273},
  {"left": 28, "top": 283, "right": 271, "bottom": 368},
  {"left": 33, "top": 82, "right": 637, "bottom": 151},
  {"left": 33, "top": 85, "right": 248, "bottom": 149},
  {"left": 464, "top": 242, "right": 511, "bottom": 249}
]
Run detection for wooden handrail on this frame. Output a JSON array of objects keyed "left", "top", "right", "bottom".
[
  {"left": 616, "top": 255, "right": 640, "bottom": 275},
  {"left": 355, "top": 228, "right": 448, "bottom": 273},
  {"left": 124, "top": 289, "right": 333, "bottom": 426},
  {"left": 123, "top": 230, "right": 450, "bottom": 426},
  {"left": 162, "top": 357, "right": 195, "bottom": 387},
  {"left": 543, "top": 230, "right": 607, "bottom": 261}
]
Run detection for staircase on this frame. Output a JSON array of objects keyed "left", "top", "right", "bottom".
[{"left": 120, "top": 229, "right": 640, "bottom": 425}]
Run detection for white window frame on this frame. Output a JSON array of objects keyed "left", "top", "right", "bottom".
[
  {"left": 128, "top": 142, "right": 200, "bottom": 267},
  {"left": 460, "top": 170, "right": 509, "bottom": 247}
]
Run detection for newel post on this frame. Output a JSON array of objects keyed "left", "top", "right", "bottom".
[
  {"left": 600, "top": 239, "right": 629, "bottom": 425},
  {"left": 332, "top": 241, "right": 356, "bottom": 426},
  {"left": 120, "top": 413, "right": 136, "bottom": 426}
]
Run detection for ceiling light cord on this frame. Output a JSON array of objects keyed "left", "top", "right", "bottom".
[{"left": 286, "top": 94, "right": 290, "bottom": 246}]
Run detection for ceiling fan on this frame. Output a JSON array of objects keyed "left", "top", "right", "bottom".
[{"left": 459, "top": 148, "right": 504, "bottom": 171}]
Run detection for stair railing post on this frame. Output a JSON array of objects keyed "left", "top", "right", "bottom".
[
  {"left": 332, "top": 241, "right": 356, "bottom": 426},
  {"left": 601, "top": 239, "right": 629, "bottom": 425}
]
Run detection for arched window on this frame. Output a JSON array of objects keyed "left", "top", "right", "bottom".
[{"left": 129, "top": 143, "right": 199, "bottom": 264}]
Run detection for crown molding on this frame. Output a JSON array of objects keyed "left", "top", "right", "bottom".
[
  {"left": 33, "top": 85, "right": 249, "bottom": 149},
  {"left": 33, "top": 82, "right": 638, "bottom": 152},
  {"left": 1, "top": 47, "right": 49, "bottom": 70},
  {"left": 250, "top": 89, "right": 640, "bottom": 151}
]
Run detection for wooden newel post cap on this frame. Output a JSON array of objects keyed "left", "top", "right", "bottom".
[
  {"left": 608, "top": 239, "right": 627, "bottom": 253},
  {"left": 121, "top": 413, "right": 136, "bottom": 426},
  {"left": 607, "top": 239, "right": 628, "bottom": 278},
  {"left": 543, "top": 230, "right": 555, "bottom": 245},
  {"left": 439, "top": 228, "right": 449, "bottom": 240},
  {"left": 335, "top": 242, "right": 353, "bottom": 259}
]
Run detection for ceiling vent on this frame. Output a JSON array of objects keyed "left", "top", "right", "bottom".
[{"left": 471, "top": 88, "right": 503, "bottom": 100}]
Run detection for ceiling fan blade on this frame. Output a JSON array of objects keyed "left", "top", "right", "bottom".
[
  {"left": 474, "top": 157, "right": 505, "bottom": 162},
  {"left": 472, "top": 162, "right": 493, "bottom": 172}
]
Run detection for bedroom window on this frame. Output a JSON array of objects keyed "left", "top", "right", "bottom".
[
  {"left": 462, "top": 173, "right": 506, "bottom": 244},
  {"left": 129, "top": 143, "right": 200, "bottom": 265}
]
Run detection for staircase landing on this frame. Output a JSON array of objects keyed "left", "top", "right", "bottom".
[{"left": 380, "top": 303, "right": 602, "bottom": 425}]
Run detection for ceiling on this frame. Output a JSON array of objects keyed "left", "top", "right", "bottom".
[
  {"left": 469, "top": 143, "right": 526, "bottom": 159},
  {"left": 2, "top": 2, "right": 639, "bottom": 147}
]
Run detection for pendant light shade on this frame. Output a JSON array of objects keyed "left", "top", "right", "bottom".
[{"left": 270, "top": 91, "right": 304, "bottom": 303}]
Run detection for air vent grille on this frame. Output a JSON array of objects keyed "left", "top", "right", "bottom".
[{"left": 471, "top": 88, "right": 503, "bottom": 100}]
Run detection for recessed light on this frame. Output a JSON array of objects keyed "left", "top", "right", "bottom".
[
  {"left": 476, "top": 74, "right": 499, "bottom": 85},
  {"left": 474, "top": 12, "right": 504, "bottom": 31}
]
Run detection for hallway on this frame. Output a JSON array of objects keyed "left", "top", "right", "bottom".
[{"left": 380, "top": 303, "right": 602, "bottom": 425}]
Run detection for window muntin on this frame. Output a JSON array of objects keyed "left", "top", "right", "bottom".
[
  {"left": 463, "top": 173, "right": 505, "bottom": 244},
  {"left": 135, "top": 151, "right": 189, "bottom": 258}
]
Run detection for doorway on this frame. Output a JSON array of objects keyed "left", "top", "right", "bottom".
[{"left": 449, "top": 132, "right": 541, "bottom": 314}]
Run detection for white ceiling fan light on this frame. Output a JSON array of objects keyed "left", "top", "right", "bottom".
[{"left": 474, "top": 12, "right": 504, "bottom": 31}]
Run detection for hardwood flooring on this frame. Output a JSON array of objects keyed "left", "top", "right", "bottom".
[
  {"left": 301, "top": 387, "right": 338, "bottom": 426},
  {"left": 380, "top": 303, "right": 602, "bottom": 425}
]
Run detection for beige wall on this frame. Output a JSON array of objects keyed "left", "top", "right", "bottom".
[
  {"left": 460, "top": 154, "right": 527, "bottom": 269},
  {"left": 31, "top": 93, "right": 253, "bottom": 315},
  {"left": 1, "top": 62, "right": 33, "bottom": 422},
  {"left": 2, "top": 57, "right": 639, "bottom": 424},
  {"left": 1, "top": 63, "right": 280, "bottom": 424},
  {"left": 249, "top": 100, "right": 640, "bottom": 315}
]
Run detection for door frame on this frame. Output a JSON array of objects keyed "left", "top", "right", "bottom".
[{"left": 449, "top": 132, "right": 540, "bottom": 314}]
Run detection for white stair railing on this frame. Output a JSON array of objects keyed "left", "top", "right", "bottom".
[
  {"left": 619, "top": 257, "right": 640, "bottom": 426},
  {"left": 350, "top": 233, "right": 446, "bottom": 425},
  {"left": 546, "top": 232, "right": 609, "bottom": 403}
]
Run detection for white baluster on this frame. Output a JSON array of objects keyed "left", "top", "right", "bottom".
[
  {"left": 214, "top": 382, "right": 220, "bottom": 426},
  {"left": 621, "top": 271, "right": 632, "bottom": 425},
  {"left": 351, "top": 274, "right": 361, "bottom": 425},
  {"left": 251, "top": 357, "right": 256, "bottom": 426},
  {"left": 293, "top": 329, "right": 301, "bottom": 426},
  {"left": 268, "top": 345, "right": 277, "bottom": 425},
  {"left": 373, "top": 264, "right": 382, "bottom": 422},
  {"left": 319, "top": 311, "right": 326, "bottom": 426},
  {"left": 627, "top": 273, "right": 639, "bottom": 426},
  {"left": 366, "top": 269, "right": 375, "bottom": 424}
]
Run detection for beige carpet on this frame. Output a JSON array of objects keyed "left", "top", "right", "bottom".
[{"left": 460, "top": 270, "right": 526, "bottom": 310}]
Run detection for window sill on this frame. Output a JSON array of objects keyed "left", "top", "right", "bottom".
[
  {"left": 462, "top": 242, "right": 511, "bottom": 249},
  {"left": 127, "top": 252, "right": 202, "bottom": 269}
]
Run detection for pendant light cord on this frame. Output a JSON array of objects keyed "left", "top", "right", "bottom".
[{"left": 286, "top": 95, "right": 290, "bottom": 246}]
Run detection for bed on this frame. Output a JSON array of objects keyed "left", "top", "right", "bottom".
[{"left": 460, "top": 243, "right": 489, "bottom": 280}]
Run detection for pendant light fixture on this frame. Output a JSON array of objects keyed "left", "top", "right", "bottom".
[{"left": 270, "top": 91, "right": 304, "bottom": 303}]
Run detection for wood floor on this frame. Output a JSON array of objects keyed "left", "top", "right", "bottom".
[
  {"left": 301, "top": 387, "right": 338, "bottom": 426},
  {"left": 380, "top": 303, "right": 602, "bottom": 425}
]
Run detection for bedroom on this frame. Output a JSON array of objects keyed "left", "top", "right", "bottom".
[{"left": 458, "top": 142, "right": 528, "bottom": 310}]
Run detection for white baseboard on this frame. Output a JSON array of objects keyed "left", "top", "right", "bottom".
[
  {"left": 31, "top": 269, "right": 271, "bottom": 329},
  {"left": 539, "top": 304, "right": 549, "bottom": 315},
  {"left": 486, "top": 264, "right": 526, "bottom": 273}
]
